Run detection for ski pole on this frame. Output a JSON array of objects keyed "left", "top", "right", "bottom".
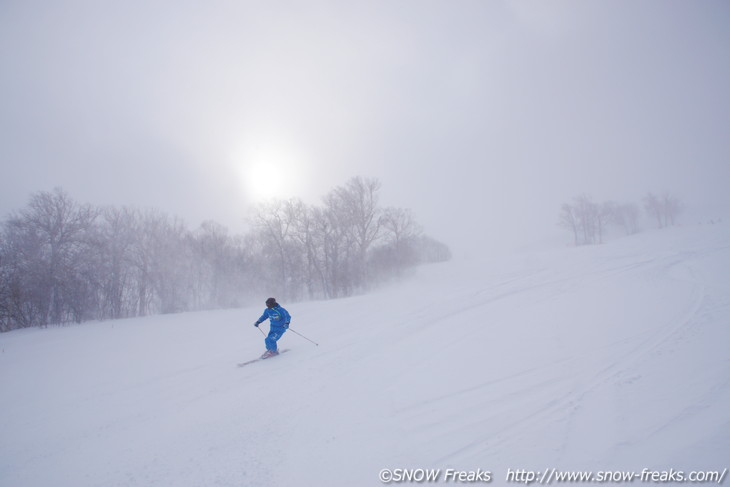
[
  {"left": 257, "top": 326, "right": 266, "bottom": 337},
  {"left": 288, "top": 327, "right": 319, "bottom": 346}
]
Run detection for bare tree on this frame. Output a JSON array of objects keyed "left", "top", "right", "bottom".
[
  {"left": 306, "top": 206, "right": 334, "bottom": 298},
  {"left": 4, "top": 189, "right": 98, "bottom": 325},
  {"left": 319, "top": 192, "right": 357, "bottom": 298},
  {"left": 574, "top": 194, "right": 599, "bottom": 245},
  {"left": 149, "top": 213, "right": 192, "bottom": 314},
  {"left": 331, "top": 176, "right": 382, "bottom": 287},
  {"left": 379, "top": 207, "right": 423, "bottom": 270},
  {"left": 611, "top": 202, "right": 640, "bottom": 235},
  {"left": 560, "top": 195, "right": 613, "bottom": 245},
  {"left": 129, "top": 210, "right": 155, "bottom": 316},
  {"left": 1, "top": 214, "right": 44, "bottom": 328},
  {"left": 289, "top": 203, "right": 323, "bottom": 300},
  {"left": 644, "top": 191, "right": 683, "bottom": 228},
  {"left": 558, "top": 203, "right": 580, "bottom": 246},
  {"left": 661, "top": 192, "right": 683, "bottom": 227},
  {"left": 643, "top": 192, "right": 663, "bottom": 228},
  {"left": 191, "top": 220, "right": 232, "bottom": 308},
  {"left": 0, "top": 245, "right": 16, "bottom": 331},
  {"left": 95, "top": 206, "right": 139, "bottom": 319},
  {"left": 130, "top": 210, "right": 191, "bottom": 315},
  {"left": 596, "top": 201, "right": 615, "bottom": 244},
  {"left": 253, "top": 199, "right": 307, "bottom": 301}
]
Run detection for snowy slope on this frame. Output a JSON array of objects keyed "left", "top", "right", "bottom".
[{"left": 1, "top": 224, "right": 729, "bottom": 486}]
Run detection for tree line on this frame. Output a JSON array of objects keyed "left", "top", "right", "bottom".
[
  {"left": 559, "top": 191, "right": 683, "bottom": 246},
  {"left": 0, "top": 177, "right": 450, "bottom": 332}
]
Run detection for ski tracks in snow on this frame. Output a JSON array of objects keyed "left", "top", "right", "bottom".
[{"left": 384, "top": 229, "right": 730, "bottom": 470}]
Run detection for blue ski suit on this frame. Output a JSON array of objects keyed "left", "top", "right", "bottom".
[{"left": 255, "top": 305, "right": 291, "bottom": 352}]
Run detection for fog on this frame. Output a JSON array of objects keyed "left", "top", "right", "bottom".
[{"left": 1, "top": 1, "right": 729, "bottom": 257}]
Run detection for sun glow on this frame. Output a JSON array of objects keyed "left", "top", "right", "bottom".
[
  {"left": 247, "top": 158, "right": 284, "bottom": 200},
  {"left": 232, "top": 142, "right": 306, "bottom": 202}
]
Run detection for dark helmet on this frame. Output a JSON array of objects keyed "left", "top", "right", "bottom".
[{"left": 265, "top": 297, "right": 277, "bottom": 308}]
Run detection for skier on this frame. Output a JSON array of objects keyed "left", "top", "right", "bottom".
[{"left": 253, "top": 297, "right": 291, "bottom": 359}]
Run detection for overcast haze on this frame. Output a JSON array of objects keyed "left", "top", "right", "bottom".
[{"left": 1, "top": 1, "right": 729, "bottom": 256}]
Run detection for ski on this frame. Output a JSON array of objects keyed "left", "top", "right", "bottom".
[{"left": 237, "top": 349, "right": 290, "bottom": 367}]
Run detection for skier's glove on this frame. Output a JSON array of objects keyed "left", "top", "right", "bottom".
[
  {"left": 284, "top": 322, "right": 290, "bottom": 329},
  {"left": 254, "top": 321, "right": 260, "bottom": 327}
]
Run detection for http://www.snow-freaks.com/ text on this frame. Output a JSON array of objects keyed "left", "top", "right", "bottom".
[{"left": 378, "top": 467, "right": 728, "bottom": 484}]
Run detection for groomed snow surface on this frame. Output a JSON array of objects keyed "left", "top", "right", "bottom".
[{"left": 2, "top": 224, "right": 729, "bottom": 486}]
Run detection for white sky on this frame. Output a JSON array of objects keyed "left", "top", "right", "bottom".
[{"left": 1, "top": 1, "right": 729, "bottom": 256}]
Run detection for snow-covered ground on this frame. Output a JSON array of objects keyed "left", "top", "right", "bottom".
[{"left": 1, "top": 224, "right": 729, "bottom": 486}]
